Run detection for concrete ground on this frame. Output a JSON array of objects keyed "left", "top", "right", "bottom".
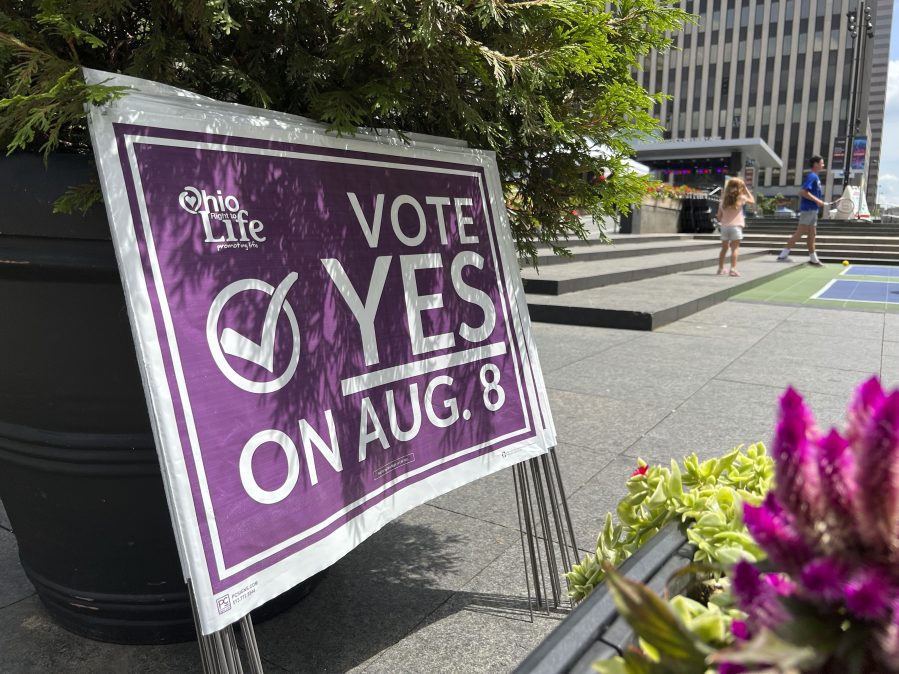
[{"left": 2, "top": 299, "right": 898, "bottom": 673}]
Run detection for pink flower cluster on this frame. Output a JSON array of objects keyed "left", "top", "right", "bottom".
[{"left": 732, "top": 378, "right": 899, "bottom": 669}]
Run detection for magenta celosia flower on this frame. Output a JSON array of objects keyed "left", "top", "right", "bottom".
[
  {"left": 845, "top": 376, "right": 885, "bottom": 446},
  {"left": 877, "top": 603, "right": 899, "bottom": 669},
  {"left": 731, "top": 560, "right": 788, "bottom": 629},
  {"left": 731, "top": 560, "right": 763, "bottom": 605},
  {"left": 800, "top": 558, "right": 847, "bottom": 602},
  {"left": 772, "top": 388, "right": 822, "bottom": 536},
  {"left": 743, "top": 495, "right": 811, "bottom": 574},
  {"left": 855, "top": 391, "right": 899, "bottom": 552},
  {"left": 845, "top": 568, "right": 895, "bottom": 620},
  {"left": 730, "top": 620, "right": 750, "bottom": 641},
  {"left": 764, "top": 573, "right": 796, "bottom": 597},
  {"left": 815, "top": 429, "right": 857, "bottom": 546},
  {"left": 718, "top": 663, "right": 747, "bottom": 674}
]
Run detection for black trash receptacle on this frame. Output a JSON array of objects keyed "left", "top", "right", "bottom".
[{"left": 679, "top": 195, "right": 715, "bottom": 233}]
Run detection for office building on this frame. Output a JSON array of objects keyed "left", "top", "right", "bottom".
[{"left": 630, "top": 0, "right": 893, "bottom": 208}]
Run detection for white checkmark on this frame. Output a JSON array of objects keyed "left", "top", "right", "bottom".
[{"left": 219, "top": 272, "right": 298, "bottom": 372}]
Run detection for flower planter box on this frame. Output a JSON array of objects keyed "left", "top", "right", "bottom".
[
  {"left": 632, "top": 197, "right": 683, "bottom": 234},
  {"left": 514, "top": 524, "right": 691, "bottom": 674}
]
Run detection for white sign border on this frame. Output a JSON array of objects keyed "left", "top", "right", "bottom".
[{"left": 88, "top": 93, "right": 556, "bottom": 634}]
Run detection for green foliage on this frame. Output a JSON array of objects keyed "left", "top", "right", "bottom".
[
  {"left": 0, "top": 0, "right": 690, "bottom": 255},
  {"left": 593, "top": 565, "right": 745, "bottom": 674},
  {"left": 567, "top": 444, "right": 774, "bottom": 602},
  {"left": 755, "top": 193, "right": 783, "bottom": 215}
]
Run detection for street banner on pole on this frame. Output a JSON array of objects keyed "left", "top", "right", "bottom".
[
  {"left": 831, "top": 137, "right": 846, "bottom": 172},
  {"left": 850, "top": 136, "right": 868, "bottom": 172},
  {"left": 85, "top": 69, "right": 555, "bottom": 634}
]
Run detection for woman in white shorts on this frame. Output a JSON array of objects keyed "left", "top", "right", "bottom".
[{"left": 716, "top": 177, "right": 755, "bottom": 277}]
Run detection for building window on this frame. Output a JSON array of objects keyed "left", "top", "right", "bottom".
[
  {"left": 821, "top": 123, "right": 831, "bottom": 152},
  {"left": 799, "top": 0, "right": 809, "bottom": 19},
  {"left": 740, "top": 5, "right": 749, "bottom": 27},
  {"left": 814, "top": 30, "right": 823, "bottom": 52},
  {"left": 753, "top": 39, "right": 762, "bottom": 59},
  {"left": 798, "top": 32, "right": 807, "bottom": 54},
  {"left": 712, "top": 9, "right": 720, "bottom": 30},
  {"left": 823, "top": 100, "right": 833, "bottom": 121},
  {"left": 726, "top": 7, "right": 734, "bottom": 29},
  {"left": 787, "top": 169, "right": 796, "bottom": 184},
  {"left": 772, "top": 168, "right": 782, "bottom": 184},
  {"left": 783, "top": 34, "right": 792, "bottom": 54}
]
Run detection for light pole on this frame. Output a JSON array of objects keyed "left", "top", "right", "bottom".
[{"left": 842, "top": 1, "right": 875, "bottom": 188}]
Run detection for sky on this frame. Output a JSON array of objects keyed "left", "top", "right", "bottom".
[{"left": 875, "top": 7, "right": 899, "bottom": 206}]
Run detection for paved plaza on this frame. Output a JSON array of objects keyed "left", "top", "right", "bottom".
[{"left": 2, "top": 298, "right": 898, "bottom": 673}]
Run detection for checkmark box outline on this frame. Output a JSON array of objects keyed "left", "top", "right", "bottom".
[{"left": 219, "top": 272, "right": 299, "bottom": 372}]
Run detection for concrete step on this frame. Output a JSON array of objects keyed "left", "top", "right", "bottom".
[
  {"left": 526, "top": 238, "right": 720, "bottom": 268},
  {"left": 694, "top": 235, "right": 899, "bottom": 260},
  {"left": 742, "top": 224, "right": 899, "bottom": 234},
  {"left": 720, "top": 245, "right": 899, "bottom": 261},
  {"left": 521, "top": 246, "right": 769, "bottom": 295},
  {"left": 695, "top": 233, "right": 899, "bottom": 245},
  {"left": 526, "top": 256, "right": 803, "bottom": 331}
]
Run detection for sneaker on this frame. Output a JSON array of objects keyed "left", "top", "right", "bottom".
[
  {"left": 776, "top": 255, "right": 790, "bottom": 262},
  {"left": 808, "top": 259, "right": 824, "bottom": 267}
]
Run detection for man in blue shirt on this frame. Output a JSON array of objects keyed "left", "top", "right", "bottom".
[{"left": 776, "top": 155, "right": 828, "bottom": 266}]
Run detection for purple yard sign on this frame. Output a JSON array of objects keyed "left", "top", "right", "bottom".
[{"left": 86, "top": 71, "right": 555, "bottom": 634}]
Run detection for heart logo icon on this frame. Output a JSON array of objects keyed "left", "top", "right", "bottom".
[{"left": 179, "top": 187, "right": 202, "bottom": 214}]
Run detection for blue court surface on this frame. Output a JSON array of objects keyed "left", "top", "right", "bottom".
[
  {"left": 813, "top": 279, "right": 899, "bottom": 304},
  {"left": 840, "top": 265, "right": 899, "bottom": 278}
]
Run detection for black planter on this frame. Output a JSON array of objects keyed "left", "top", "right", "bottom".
[
  {"left": 514, "top": 525, "right": 691, "bottom": 674},
  {"left": 0, "top": 154, "right": 319, "bottom": 644}
]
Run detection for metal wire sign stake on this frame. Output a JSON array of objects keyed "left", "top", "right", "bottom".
[{"left": 513, "top": 447, "right": 580, "bottom": 615}]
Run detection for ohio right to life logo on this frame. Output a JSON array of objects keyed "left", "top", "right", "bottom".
[
  {"left": 179, "top": 185, "right": 266, "bottom": 251},
  {"left": 206, "top": 273, "right": 300, "bottom": 394}
]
